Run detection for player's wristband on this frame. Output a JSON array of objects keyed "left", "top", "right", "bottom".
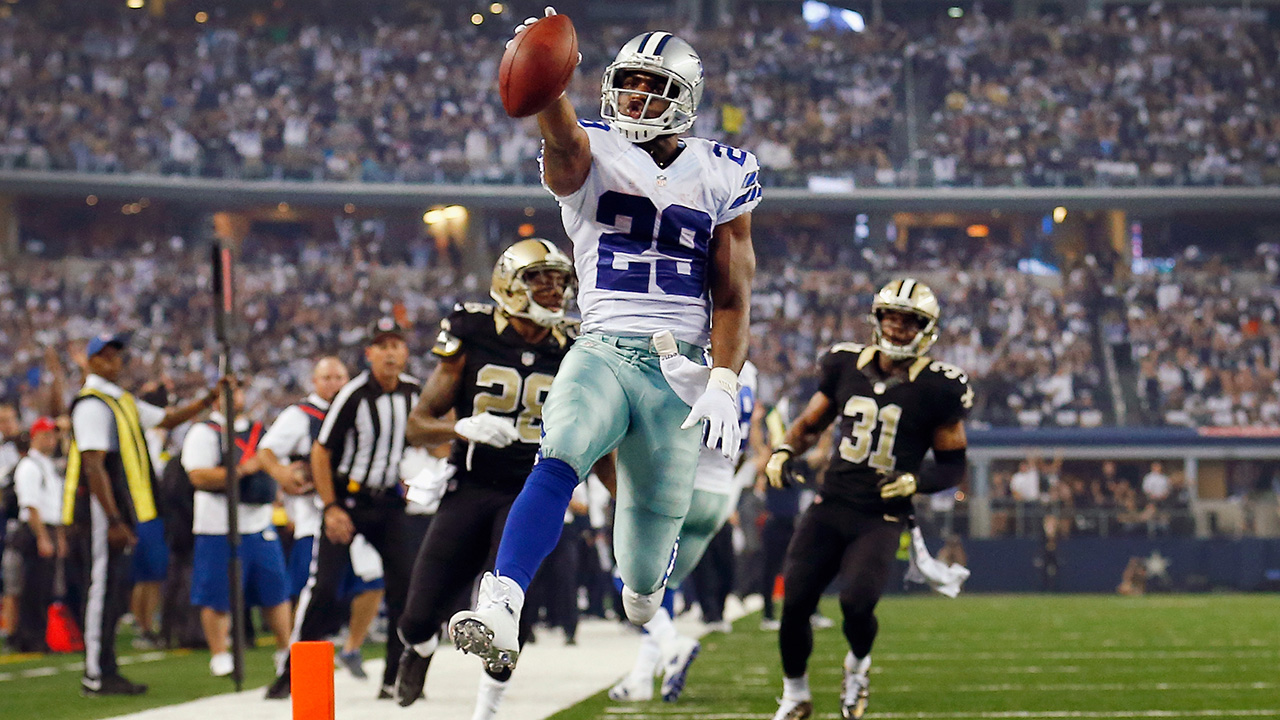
[
  {"left": 322, "top": 502, "right": 343, "bottom": 514},
  {"left": 772, "top": 444, "right": 795, "bottom": 457}
]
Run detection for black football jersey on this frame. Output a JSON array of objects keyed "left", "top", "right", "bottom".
[
  {"left": 817, "top": 342, "right": 973, "bottom": 514},
  {"left": 433, "top": 302, "right": 575, "bottom": 491}
]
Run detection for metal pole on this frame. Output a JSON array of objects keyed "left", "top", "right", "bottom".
[{"left": 212, "top": 242, "right": 246, "bottom": 691}]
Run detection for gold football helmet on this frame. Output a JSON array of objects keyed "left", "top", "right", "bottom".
[
  {"left": 870, "top": 278, "right": 940, "bottom": 360},
  {"left": 490, "top": 239, "right": 576, "bottom": 327}
]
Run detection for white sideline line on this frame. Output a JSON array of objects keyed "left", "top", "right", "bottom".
[
  {"left": 0, "top": 651, "right": 170, "bottom": 682},
  {"left": 726, "top": 680, "right": 1276, "bottom": 693}
]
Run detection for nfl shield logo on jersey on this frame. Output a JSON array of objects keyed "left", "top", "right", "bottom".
[{"left": 521, "top": 351, "right": 535, "bottom": 366}]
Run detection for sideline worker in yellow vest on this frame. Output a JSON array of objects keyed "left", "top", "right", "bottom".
[{"left": 65, "top": 332, "right": 224, "bottom": 697}]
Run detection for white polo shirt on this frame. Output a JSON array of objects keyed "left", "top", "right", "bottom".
[
  {"left": 181, "top": 413, "right": 273, "bottom": 536},
  {"left": 70, "top": 374, "right": 166, "bottom": 452},
  {"left": 13, "top": 449, "right": 63, "bottom": 525},
  {"left": 259, "top": 394, "right": 327, "bottom": 538}
]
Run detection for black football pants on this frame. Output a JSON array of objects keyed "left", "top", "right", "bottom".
[
  {"left": 292, "top": 493, "right": 414, "bottom": 687},
  {"left": 399, "top": 481, "right": 536, "bottom": 680},
  {"left": 778, "top": 499, "right": 903, "bottom": 678}
]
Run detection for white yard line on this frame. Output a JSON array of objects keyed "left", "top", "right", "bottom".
[{"left": 599, "top": 707, "right": 1280, "bottom": 712}]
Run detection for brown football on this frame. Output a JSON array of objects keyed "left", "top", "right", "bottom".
[{"left": 498, "top": 14, "right": 578, "bottom": 118}]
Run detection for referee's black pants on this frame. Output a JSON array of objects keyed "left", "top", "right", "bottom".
[
  {"left": 293, "top": 492, "right": 414, "bottom": 688},
  {"left": 778, "top": 499, "right": 902, "bottom": 678},
  {"left": 399, "top": 482, "right": 535, "bottom": 673},
  {"left": 689, "top": 523, "right": 735, "bottom": 624},
  {"left": 82, "top": 501, "right": 135, "bottom": 682},
  {"left": 11, "top": 524, "right": 56, "bottom": 652}
]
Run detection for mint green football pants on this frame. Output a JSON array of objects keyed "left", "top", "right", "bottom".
[
  {"left": 669, "top": 486, "right": 738, "bottom": 586},
  {"left": 539, "top": 333, "right": 704, "bottom": 595}
]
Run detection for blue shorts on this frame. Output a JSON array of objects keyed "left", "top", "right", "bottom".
[
  {"left": 191, "top": 531, "right": 290, "bottom": 613},
  {"left": 131, "top": 518, "right": 170, "bottom": 583},
  {"left": 287, "top": 535, "right": 385, "bottom": 601}
]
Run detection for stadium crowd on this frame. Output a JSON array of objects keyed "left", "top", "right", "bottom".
[{"left": 0, "top": 5, "right": 1277, "bottom": 187}]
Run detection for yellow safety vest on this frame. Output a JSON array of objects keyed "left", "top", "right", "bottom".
[{"left": 63, "top": 388, "right": 157, "bottom": 525}]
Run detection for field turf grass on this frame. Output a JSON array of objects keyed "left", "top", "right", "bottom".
[
  {"left": 0, "top": 630, "right": 383, "bottom": 720},
  {"left": 1, "top": 595, "right": 1275, "bottom": 720},
  {"left": 548, "top": 594, "right": 1280, "bottom": 720}
]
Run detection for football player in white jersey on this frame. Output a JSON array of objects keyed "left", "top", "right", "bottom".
[
  {"left": 450, "top": 8, "right": 761, "bottom": 676},
  {"left": 609, "top": 351, "right": 759, "bottom": 704}
]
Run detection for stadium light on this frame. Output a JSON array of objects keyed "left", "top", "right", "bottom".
[
  {"left": 948, "top": 6, "right": 964, "bottom": 18},
  {"left": 85, "top": 195, "right": 98, "bottom": 206},
  {"left": 443, "top": 205, "right": 468, "bottom": 221},
  {"left": 424, "top": 208, "right": 445, "bottom": 224},
  {"left": 966, "top": 224, "right": 990, "bottom": 238},
  {"left": 490, "top": 2, "right": 504, "bottom": 13},
  {"left": 1053, "top": 206, "right": 1068, "bottom": 223},
  {"left": 195, "top": 11, "right": 208, "bottom": 23},
  {"left": 126, "top": 0, "right": 144, "bottom": 8},
  {"left": 344, "top": 203, "right": 356, "bottom": 214},
  {"left": 471, "top": 13, "right": 484, "bottom": 25}
]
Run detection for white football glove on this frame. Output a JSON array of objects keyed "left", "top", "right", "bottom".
[
  {"left": 680, "top": 367, "right": 742, "bottom": 459},
  {"left": 653, "top": 330, "right": 709, "bottom": 407},
  {"left": 506, "top": 6, "right": 582, "bottom": 64},
  {"left": 455, "top": 412, "right": 521, "bottom": 448}
]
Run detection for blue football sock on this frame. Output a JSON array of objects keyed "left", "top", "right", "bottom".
[
  {"left": 495, "top": 457, "right": 579, "bottom": 591},
  {"left": 662, "top": 587, "right": 676, "bottom": 615}
]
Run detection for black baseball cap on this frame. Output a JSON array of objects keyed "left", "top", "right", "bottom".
[{"left": 367, "top": 317, "right": 407, "bottom": 344}]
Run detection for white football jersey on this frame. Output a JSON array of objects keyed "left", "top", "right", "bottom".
[{"left": 546, "top": 122, "right": 763, "bottom": 346}]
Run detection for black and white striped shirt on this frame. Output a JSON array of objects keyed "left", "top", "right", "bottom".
[{"left": 317, "top": 371, "right": 421, "bottom": 492}]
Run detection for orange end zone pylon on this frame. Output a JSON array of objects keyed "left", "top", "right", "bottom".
[{"left": 292, "top": 641, "right": 335, "bottom": 720}]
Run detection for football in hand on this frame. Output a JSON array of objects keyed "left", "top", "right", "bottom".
[{"left": 499, "top": 13, "right": 578, "bottom": 118}]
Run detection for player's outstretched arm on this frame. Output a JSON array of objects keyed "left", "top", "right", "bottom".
[
  {"left": 708, "top": 212, "right": 755, "bottom": 373},
  {"left": 406, "top": 354, "right": 466, "bottom": 447},
  {"left": 765, "top": 391, "right": 836, "bottom": 488},
  {"left": 538, "top": 93, "right": 591, "bottom": 196}
]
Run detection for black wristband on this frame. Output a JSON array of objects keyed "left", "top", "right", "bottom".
[
  {"left": 323, "top": 502, "right": 342, "bottom": 513},
  {"left": 773, "top": 444, "right": 795, "bottom": 457}
]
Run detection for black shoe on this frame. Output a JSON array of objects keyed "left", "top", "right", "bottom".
[
  {"left": 395, "top": 648, "right": 431, "bottom": 707},
  {"left": 377, "top": 684, "right": 395, "bottom": 700},
  {"left": 82, "top": 674, "right": 148, "bottom": 696},
  {"left": 264, "top": 671, "right": 291, "bottom": 700}
]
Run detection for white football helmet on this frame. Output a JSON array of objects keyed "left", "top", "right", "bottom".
[{"left": 600, "top": 31, "right": 704, "bottom": 143}]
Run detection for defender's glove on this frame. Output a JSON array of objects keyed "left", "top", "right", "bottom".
[
  {"left": 455, "top": 412, "right": 520, "bottom": 448},
  {"left": 653, "top": 330, "right": 708, "bottom": 406},
  {"left": 765, "top": 445, "right": 802, "bottom": 489},
  {"left": 680, "top": 367, "right": 742, "bottom": 459},
  {"left": 878, "top": 471, "right": 918, "bottom": 499}
]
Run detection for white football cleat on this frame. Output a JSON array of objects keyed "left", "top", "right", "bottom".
[
  {"left": 659, "top": 635, "right": 701, "bottom": 702},
  {"left": 772, "top": 697, "right": 814, "bottom": 720},
  {"left": 621, "top": 584, "right": 665, "bottom": 625},
  {"left": 608, "top": 673, "right": 654, "bottom": 702},
  {"left": 841, "top": 653, "right": 871, "bottom": 720},
  {"left": 449, "top": 573, "right": 525, "bottom": 673},
  {"left": 209, "top": 652, "right": 233, "bottom": 677},
  {"left": 470, "top": 673, "right": 509, "bottom": 720}
]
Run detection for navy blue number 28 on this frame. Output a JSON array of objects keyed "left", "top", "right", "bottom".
[{"left": 595, "top": 191, "right": 713, "bottom": 298}]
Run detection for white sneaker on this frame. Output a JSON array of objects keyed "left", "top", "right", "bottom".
[
  {"left": 470, "top": 673, "right": 508, "bottom": 720},
  {"left": 760, "top": 618, "right": 781, "bottom": 631},
  {"left": 449, "top": 573, "right": 525, "bottom": 673},
  {"left": 659, "top": 635, "right": 701, "bottom": 702},
  {"left": 772, "top": 697, "right": 814, "bottom": 720},
  {"left": 810, "top": 613, "right": 835, "bottom": 629},
  {"left": 706, "top": 619, "right": 733, "bottom": 634},
  {"left": 621, "top": 584, "right": 665, "bottom": 625},
  {"left": 608, "top": 673, "right": 654, "bottom": 702},
  {"left": 841, "top": 653, "right": 871, "bottom": 720},
  {"left": 209, "top": 652, "right": 234, "bottom": 677}
]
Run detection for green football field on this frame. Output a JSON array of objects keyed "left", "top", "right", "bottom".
[
  {"left": 549, "top": 594, "right": 1280, "bottom": 720},
  {"left": 1, "top": 595, "right": 1276, "bottom": 720}
]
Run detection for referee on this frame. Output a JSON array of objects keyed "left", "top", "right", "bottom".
[
  {"left": 66, "top": 332, "right": 222, "bottom": 696},
  {"left": 267, "top": 318, "right": 421, "bottom": 700}
]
